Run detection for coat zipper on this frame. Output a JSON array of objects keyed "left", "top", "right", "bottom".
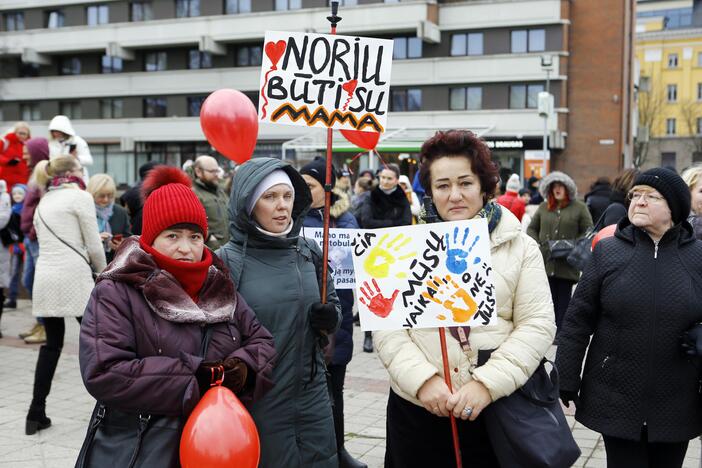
[
  {"left": 643, "top": 241, "right": 659, "bottom": 427},
  {"left": 653, "top": 240, "right": 659, "bottom": 259},
  {"left": 292, "top": 245, "right": 305, "bottom": 458}
]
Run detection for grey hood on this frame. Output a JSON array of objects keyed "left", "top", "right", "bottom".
[{"left": 539, "top": 171, "right": 578, "bottom": 199}]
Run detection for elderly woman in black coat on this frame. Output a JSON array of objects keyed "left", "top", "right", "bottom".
[{"left": 556, "top": 168, "right": 702, "bottom": 468}]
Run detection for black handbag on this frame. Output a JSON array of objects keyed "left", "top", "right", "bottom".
[
  {"left": 567, "top": 213, "right": 607, "bottom": 272},
  {"left": 547, "top": 239, "right": 575, "bottom": 259},
  {"left": 75, "top": 327, "right": 214, "bottom": 468},
  {"left": 478, "top": 349, "right": 581, "bottom": 468},
  {"left": 0, "top": 212, "right": 23, "bottom": 247}
]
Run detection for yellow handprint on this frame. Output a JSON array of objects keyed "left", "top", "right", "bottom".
[
  {"left": 363, "top": 233, "right": 416, "bottom": 279},
  {"left": 421, "top": 275, "right": 477, "bottom": 323}
]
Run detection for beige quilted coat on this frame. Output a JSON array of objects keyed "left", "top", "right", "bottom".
[
  {"left": 32, "top": 184, "right": 106, "bottom": 318},
  {"left": 374, "top": 209, "right": 556, "bottom": 405}
]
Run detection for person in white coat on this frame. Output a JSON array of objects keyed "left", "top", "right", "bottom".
[
  {"left": 25, "top": 156, "right": 106, "bottom": 435},
  {"left": 375, "top": 130, "right": 556, "bottom": 467},
  {"left": 47, "top": 115, "right": 92, "bottom": 178},
  {"left": 398, "top": 174, "right": 421, "bottom": 221},
  {"left": 0, "top": 180, "right": 11, "bottom": 338}
]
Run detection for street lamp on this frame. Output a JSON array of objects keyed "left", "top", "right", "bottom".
[{"left": 539, "top": 55, "right": 554, "bottom": 176}]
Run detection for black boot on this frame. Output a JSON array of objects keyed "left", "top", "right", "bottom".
[
  {"left": 26, "top": 346, "right": 61, "bottom": 435},
  {"left": 339, "top": 447, "right": 367, "bottom": 468},
  {"left": 363, "top": 331, "right": 373, "bottom": 353}
]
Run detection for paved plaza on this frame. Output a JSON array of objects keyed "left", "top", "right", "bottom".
[{"left": 0, "top": 299, "right": 699, "bottom": 468}]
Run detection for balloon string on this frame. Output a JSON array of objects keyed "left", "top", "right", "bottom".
[
  {"left": 259, "top": 66, "right": 276, "bottom": 119},
  {"left": 342, "top": 92, "right": 353, "bottom": 111},
  {"left": 349, "top": 149, "right": 387, "bottom": 170}
]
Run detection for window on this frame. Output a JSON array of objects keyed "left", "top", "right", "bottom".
[
  {"left": 329, "top": 0, "right": 357, "bottom": 5},
  {"left": 661, "top": 152, "right": 676, "bottom": 167},
  {"left": 275, "top": 0, "right": 301, "bottom": 11},
  {"left": 668, "top": 53, "right": 679, "bottom": 68},
  {"left": 4, "top": 12, "right": 24, "bottom": 31},
  {"left": 45, "top": 10, "right": 65, "bottom": 28},
  {"left": 694, "top": 151, "right": 702, "bottom": 163},
  {"left": 667, "top": 84, "right": 678, "bottom": 102},
  {"left": 176, "top": 0, "right": 200, "bottom": 18},
  {"left": 450, "top": 33, "right": 483, "bottom": 56},
  {"left": 393, "top": 37, "right": 422, "bottom": 60},
  {"left": 60, "top": 57, "right": 81, "bottom": 75},
  {"left": 19, "top": 63, "right": 40, "bottom": 77},
  {"left": 225, "top": 0, "right": 251, "bottom": 14},
  {"left": 87, "top": 5, "right": 109, "bottom": 25},
  {"left": 130, "top": 2, "right": 153, "bottom": 21},
  {"left": 20, "top": 103, "right": 40, "bottom": 121},
  {"left": 697, "top": 117, "right": 702, "bottom": 135},
  {"left": 59, "top": 101, "right": 82, "bottom": 120},
  {"left": 698, "top": 83, "right": 702, "bottom": 101},
  {"left": 391, "top": 89, "right": 422, "bottom": 112},
  {"left": 188, "top": 96, "right": 206, "bottom": 117},
  {"left": 145, "top": 52, "right": 167, "bottom": 71},
  {"left": 511, "top": 29, "right": 545, "bottom": 53},
  {"left": 189, "top": 50, "right": 212, "bottom": 69},
  {"left": 144, "top": 98, "right": 168, "bottom": 118},
  {"left": 101, "top": 98, "right": 123, "bottom": 118},
  {"left": 666, "top": 118, "right": 676, "bottom": 135},
  {"left": 450, "top": 87, "right": 482, "bottom": 110},
  {"left": 102, "top": 55, "right": 123, "bottom": 73},
  {"left": 236, "top": 45, "right": 262, "bottom": 66},
  {"left": 698, "top": 52, "right": 702, "bottom": 67},
  {"left": 510, "top": 84, "right": 544, "bottom": 109}
]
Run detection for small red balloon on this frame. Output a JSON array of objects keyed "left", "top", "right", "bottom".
[
  {"left": 340, "top": 129, "right": 380, "bottom": 151},
  {"left": 200, "top": 89, "right": 258, "bottom": 163},
  {"left": 592, "top": 224, "right": 617, "bottom": 250},
  {"left": 180, "top": 386, "right": 260, "bottom": 468}
]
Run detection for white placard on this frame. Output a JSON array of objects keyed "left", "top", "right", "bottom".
[
  {"left": 258, "top": 31, "right": 393, "bottom": 133},
  {"left": 351, "top": 220, "right": 496, "bottom": 331},
  {"left": 302, "top": 227, "right": 356, "bottom": 289}
]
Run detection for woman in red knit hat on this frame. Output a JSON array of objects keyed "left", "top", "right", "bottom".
[{"left": 75, "top": 166, "right": 275, "bottom": 466}]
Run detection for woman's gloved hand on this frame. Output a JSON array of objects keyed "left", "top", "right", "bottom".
[
  {"left": 559, "top": 390, "right": 580, "bottom": 408},
  {"left": 222, "top": 357, "right": 249, "bottom": 394},
  {"left": 681, "top": 323, "right": 702, "bottom": 356},
  {"left": 309, "top": 302, "right": 338, "bottom": 332},
  {"left": 195, "top": 360, "right": 223, "bottom": 392}
]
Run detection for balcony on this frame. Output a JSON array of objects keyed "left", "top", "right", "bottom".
[{"left": 439, "top": 0, "right": 565, "bottom": 30}]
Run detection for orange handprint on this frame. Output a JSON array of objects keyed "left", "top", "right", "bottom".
[
  {"left": 421, "top": 275, "right": 477, "bottom": 323},
  {"left": 359, "top": 279, "right": 399, "bottom": 318}
]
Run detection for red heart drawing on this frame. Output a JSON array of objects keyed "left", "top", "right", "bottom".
[
  {"left": 264, "top": 40, "right": 287, "bottom": 68},
  {"left": 342, "top": 79, "right": 358, "bottom": 95}
]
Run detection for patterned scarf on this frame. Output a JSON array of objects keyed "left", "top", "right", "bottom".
[
  {"left": 49, "top": 175, "right": 86, "bottom": 191},
  {"left": 476, "top": 200, "right": 502, "bottom": 234}
]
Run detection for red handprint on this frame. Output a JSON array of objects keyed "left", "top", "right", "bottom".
[{"left": 359, "top": 279, "right": 399, "bottom": 318}]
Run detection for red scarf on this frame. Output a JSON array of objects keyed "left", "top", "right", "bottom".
[{"left": 139, "top": 240, "right": 212, "bottom": 302}]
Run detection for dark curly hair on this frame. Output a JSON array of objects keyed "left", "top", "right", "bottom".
[{"left": 418, "top": 130, "right": 499, "bottom": 198}]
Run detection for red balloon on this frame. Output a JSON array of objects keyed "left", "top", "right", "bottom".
[
  {"left": 340, "top": 129, "right": 380, "bottom": 151},
  {"left": 180, "top": 386, "right": 260, "bottom": 468},
  {"left": 200, "top": 89, "right": 258, "bottom": 163},
  {"left": 592, "top": 224, "right": 617, "bottom": 250}
]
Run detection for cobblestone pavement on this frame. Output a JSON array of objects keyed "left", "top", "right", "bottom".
[{"left": 0, "top": 299, "right": 699, "bottom": 467}]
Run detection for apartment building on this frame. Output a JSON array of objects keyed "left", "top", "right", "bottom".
[{"left": 0, "top": 0, "right": 634, "bottom": 192}]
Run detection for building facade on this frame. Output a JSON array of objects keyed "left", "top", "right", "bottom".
[{"left": 0, "top": 0, "right": 633, "bottom": 193}]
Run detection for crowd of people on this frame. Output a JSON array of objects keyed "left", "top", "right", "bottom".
[{"left": 1, "top": 119, "right": 702, "bottom": 467}]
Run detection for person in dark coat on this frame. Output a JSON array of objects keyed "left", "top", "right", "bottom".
[
  {"left": 217, "top": 158, "right": 341, "bottom": 468},
  {"left": 356, "top": 163, "right": 411, "bottom": 352},
  {"left": 584, "top": 177, "right": 612, "bottom": 223},
  {"left": 299, "top": 158, "right": 366, "bottom": 468},
  {"left": 119, "top": 161, "right": 160, "bottom": 235},
  {"left": 79, "top": 167, "right": 275, "bottom": 459},
  {"left": 556, "top": 168, "right": 702, "bottom": 468},
  {"left": 600, "top": 168, "right": 639, "bottom": 227},
  {"left": 86, "top": 174, "right": 131, "bottom": 263}
]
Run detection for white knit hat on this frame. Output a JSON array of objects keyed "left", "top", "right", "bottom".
[
  {"left": 506, "top": 173, "right": 522, "bottom": 192},
  {"left": 246, "top": 169, "right": 295, "bottom": 215}
]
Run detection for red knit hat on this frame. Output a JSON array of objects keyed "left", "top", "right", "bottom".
[{"left": 140, "top": 166, "right": 208, "bottom": 247}]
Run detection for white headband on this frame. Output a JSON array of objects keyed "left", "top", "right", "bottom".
[{"left": 247, "top": 169, "right": 295, "bottom": 215}]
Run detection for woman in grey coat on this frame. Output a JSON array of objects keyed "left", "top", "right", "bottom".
[{"left": 218, "top": 157, "right": 342, "bottom": 468}]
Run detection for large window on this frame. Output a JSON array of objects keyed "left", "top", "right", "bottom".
[
  {"left": 4, "top": 12, "right": 24, "bottom": 31},
  {"left": 20, "top": 103, "right": 41, "bottom": 121},
  {"left": 226, "top": 0, "right": 251, "bottom": 13},
  {"left": 101, "top": 98, "right": 124, "bottom": 118},
  {"left": 511, "top": 29, "right": 545, "bottom": 53},
  {"left": 87, "top": 5, "right": 109, "bottom": 26},
  {"left": 510, "top": 84, "right": 544, "bottom": 109},
  {"left": 236, "top": 45, "right": 262, "bottom": 66},
  {"left": 102, "top": 55, "right": 123, "bottom": 73},
  {"left": 144, "top": 98, "right": 168, "bottom": 117},
  {"left": 59, "top": 101, "right": 82, "bottom": 120},
  {"left": 450, "top": 87, "right": 482, "bottom": 110},
  {"left": 176, "top": 0, "right": 200, "bottom": 18},
  {"left": 667, "top": 84, "right": 678, "bottom": 102},
  {"left": 668, "top": 53, "right": 679, "bottom": 68},
  {"left": 450, "top": 33, "right": 483, "bottom": 56},
  {"left": 189, "top": 50, "right": 212, "bottom": 69},
  {"left": 130, "top": 2, "right": 153, "bottom": 21},
  {"left": 60, "top": 57, "right": 82, "bottom": 75},
  {"left": 275, "top": 0, "right": 301, "bottom": 11},
  {"left": 391, "top": 89, "right": 422, "bottom": 112},
  {"left": 393, "top": 37, "right": 422, "bottom": 60},
  {"left": 45, "top": 10, "right": 65, "bottom": 28},
  {"left": 188, "top": 96, "right": 206, "bottom": 117},
  {"left": 666, "top": 118, "right": 676, "bottom": 135},
  {"left": 145, "top": 51, "right": 167, "bottom": 71}
]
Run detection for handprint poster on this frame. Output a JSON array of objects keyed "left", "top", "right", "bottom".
[{"left": 351, "top": 219, "right": 496, "bottom": 331}]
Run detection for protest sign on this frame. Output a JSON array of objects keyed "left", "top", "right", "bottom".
[
  {"left": 302, "top": 227, "right": 357, "bottom": 289},
  {"left": 258, "top": 31, "right": 393, "bottom": 133},
  {"left": 351, "top": 219, "right": 496, "bottom": 331}
]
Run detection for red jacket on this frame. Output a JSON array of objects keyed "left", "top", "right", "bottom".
[
  {"left": 497, "top": 190, "right": 526, "bottom": 221},
  {"left": 0, "top": 133, "right": 29, "bottom": 190}
]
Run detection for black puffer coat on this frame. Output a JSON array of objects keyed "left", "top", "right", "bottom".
[
  {"left": 357, "top": 186, "right": 411, "bottom": 229},
  {"left": 556, "top": 218, "right": 702, "bottom": 442}
]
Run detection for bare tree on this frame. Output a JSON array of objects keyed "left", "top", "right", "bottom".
[
  {"left": 679, "top": 98, "right": 702, "bottom": 158},
  {"left": 634, "top": 81, "right": 665, "bottom": 169}
]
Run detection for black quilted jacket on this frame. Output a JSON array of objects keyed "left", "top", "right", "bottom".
[{"left": 555, "top": 218, "right": 702, "bottom": 442}]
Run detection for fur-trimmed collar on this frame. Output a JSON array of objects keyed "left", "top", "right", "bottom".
[
  {"left": 539, "top": 171, "right": 578, "bottom": 199},
  {"left": 99, "top": 237, "right": 236, "bottom": 324},
  {"left": 330, "top": 187, "right": 351, "bottom": 219}
]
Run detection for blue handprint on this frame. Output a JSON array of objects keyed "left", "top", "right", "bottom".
[{"left": 445, "top": 227, "right": 481, "bottom": 274}]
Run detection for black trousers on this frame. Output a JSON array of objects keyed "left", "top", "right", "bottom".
[
  {"left": 603, "top": 427, "right": 689, "bottom": 468},
  {"left": 328, "top": 364, "right": 346, "bottom": 450},
  {"left": 385, "top": 389, "right": 499, "bottom": 468},
  {"left": 548, "top": 277, "right": 576, "bottom": 331}
]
